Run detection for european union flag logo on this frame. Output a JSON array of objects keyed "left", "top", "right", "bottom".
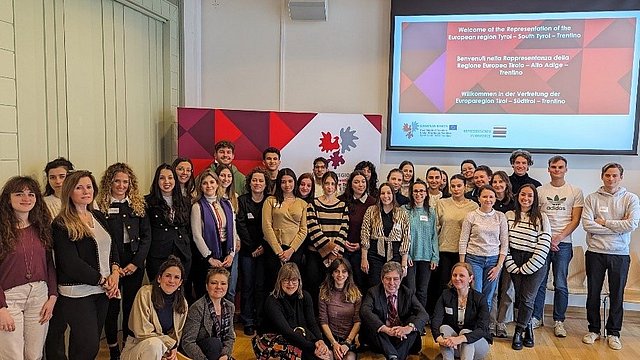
[{"left": 449, "top": 125, "right": 457, "bottom": 130}]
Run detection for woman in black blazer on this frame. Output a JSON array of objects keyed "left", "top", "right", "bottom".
[
  {"left": 431, "top": 262, "right": 490, "bottom": 360},
  {"left": 52, "top": 170, "right": 121, "bottom": 360},
  {"left": 145, "top": 164, "right": 192, "bottom": 281},
  {"left": 97, "top": 163, "right": 151, "bottom": 359}
]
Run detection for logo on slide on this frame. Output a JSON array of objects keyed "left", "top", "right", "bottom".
[
  {"left": 402, "top": 121, "right": 418, "bottom": 139},
  {"left": 318, "top": 127, "right": 359, "bottom": 169}
]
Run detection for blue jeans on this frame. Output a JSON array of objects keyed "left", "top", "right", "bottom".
[
  {"left": 533, "top": 242, "right": 572, "bottom": 321},
  {"left": 226, "top": 253, "right": 239, "bottom": 302},
  {"left": 465, "top": 254, "right": 499, "bottom": 309}
]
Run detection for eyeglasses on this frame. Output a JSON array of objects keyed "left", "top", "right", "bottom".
[
  {"left": 282, "top": 278, "right": 299, "bottom": 284},
  {"left": 412, "top": 189, "right": 426, "bottom": 193}
]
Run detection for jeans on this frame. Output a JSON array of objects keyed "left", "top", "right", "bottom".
[
  {"left": 465, "top": 254, "right": 499, "bottom": 309},
  {"left": 227, "top": 253, "right": 239, "bottom": 301},
  {"left": 0, "top": 282, "right": 49, "bottom": 360},
  {"left": 439, "top": 325, "right": 490, "bottom": 360},
  {"left": 239, "top": 253, "right": 266, "bottom": 327},
  {"left": 585, "top": 251, "right": 630, "bottom": 336},
  {"left": 533, "top": 242, "right": 572, "bottom": 321}
]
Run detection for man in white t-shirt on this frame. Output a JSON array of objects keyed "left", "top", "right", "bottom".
[{"left": 532, "top": 155, "right": 584, "bottom": 337}]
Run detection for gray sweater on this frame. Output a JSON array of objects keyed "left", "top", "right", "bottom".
[{"left": 582, "top": 186, "right": 640, "bottom": 255}]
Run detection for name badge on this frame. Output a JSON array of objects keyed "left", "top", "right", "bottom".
[
  {"left": 599, "top": 206, "right": 609, "bottom": 213},
  {"left": 108, "top": 208, "right": 120, "bottom": 214},
  {"left": 420, "top": 215, "right": 429, "bottom": 222},
  {"left": 445, "top": 307, "right": 454, "bottom": 315},
  {"left": 247, "top": 213, "right": 255, "bottom": 219}
]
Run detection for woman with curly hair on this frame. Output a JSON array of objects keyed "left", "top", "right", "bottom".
[
  {"left": 355, "top": 161, "right": 379, "bottom": 198},
  {"left": 318, "top": 259, "right": 361, "bottom": 360},
  {"left": 145, "top": 164, "right": 192, "bottom": 282},
  {"left": 0, "top": 176, "right": 56, "bottom": 359},
  {"left": 237, "top": 167, "right": 270, "bottom": 336},
  {"left": 97, "top": 163, "right": 151, "bottom": 359}
]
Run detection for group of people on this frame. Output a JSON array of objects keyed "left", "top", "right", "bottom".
[{"left": 0, "top": 140, "right": 637, "bottom": 360}]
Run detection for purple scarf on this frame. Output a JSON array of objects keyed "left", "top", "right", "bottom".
[{"left": 199, "top": 197, "right": 234, "bottom": 259}]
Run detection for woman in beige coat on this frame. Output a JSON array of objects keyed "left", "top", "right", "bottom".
[{"left": 121, "top": 256, "right": 188, "bottom": 360}]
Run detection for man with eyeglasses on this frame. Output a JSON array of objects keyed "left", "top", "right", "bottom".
[{"left": 360, "top": 261, "right": 428, "bottom": 360}]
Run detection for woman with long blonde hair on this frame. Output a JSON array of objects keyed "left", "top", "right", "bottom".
[
  {"left": 191, "top": 169, "right": 236, "bottom": 299},
  {"left": 52, "top": 170, "right": 121, "bottom": 360},
  {"left": 97, "top": 162, "right": 151, "bottom": 359}
]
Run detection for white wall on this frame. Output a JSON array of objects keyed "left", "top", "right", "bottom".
[
  {"left": 0, "top": 0, "right": 180, "bottom": 188},
  {"left": 191, "top": 0, "right": 640, "bottom": 303}
]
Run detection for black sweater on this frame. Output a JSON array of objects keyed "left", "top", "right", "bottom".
[
  {"left": 53, "top": 210, "right": 120, "bottom": 286},
  {"left": 236, "top": 193, "right": 267, "bottom": 255},
  {"left": 262, "top": 290, "right": 322, "bottom": 354}
]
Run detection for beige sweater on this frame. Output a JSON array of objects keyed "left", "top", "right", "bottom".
[{"left": 262, "top": 196, "right": 308, "bottom": 254}]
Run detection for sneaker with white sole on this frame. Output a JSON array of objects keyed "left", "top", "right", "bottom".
[
  {"left": 530, "top": 317, "right": 543, "bottom": 329},
  {"left": 607, "top": 335, "right": 622, "bottom": 350},
  {"left": 582, "top": 332, "right": 600, "bottom": 344},
  {"left": 554, "top": 321, "right": 567, "bottom": 338},
  {"left": 496, "top": 322, "right": 508, "bottom": 338}
]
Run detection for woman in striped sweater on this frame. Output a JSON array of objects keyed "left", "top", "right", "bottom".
[
  {"left": 504, "top": 184, "right": 551, "bottom": 350},
  {"left": 305, "top": 171, "right": 349, "bottom": 310}
]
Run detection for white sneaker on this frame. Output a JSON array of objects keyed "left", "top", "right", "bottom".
[
  {"left": 582, "top": 332, "right": 600, "bottom": 344},
  {"left": 554, "top": 321, "right": 567, "bottom": 338},
  {"left": 530, "top": 317, "right": 543, "bottom": 329},
  {"left": 607, "top": 335, "right": 622, "bottom": 350}
]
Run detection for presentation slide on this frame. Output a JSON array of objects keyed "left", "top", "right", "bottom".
[{"left": 388, "top": 11, "right": 640, "bottom": 153}]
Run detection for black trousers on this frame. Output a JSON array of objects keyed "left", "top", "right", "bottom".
[
  {"left": 44, "top": 301, "right": 68, "bottom": 360},
  {"left": 585, "top": 251, "right": 630, "bottom": 336},
  {"left": 57, "top": 293, "right": 109, "bottom": 360},
  {"left": 510, "top": 250, "right": 547, "bottom": 329},
  {"left": 105, "top": 247, "right": 144, "bottom": 345},
  {"left": 361, "top": 322, "right": 421, "bottom": 359},
  {"left": 303, "top": 250, "right": 326, "bottom": 314}
]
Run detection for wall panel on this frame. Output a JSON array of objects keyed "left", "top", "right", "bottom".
[{"left": 8, "top": 0, "right": 179, "bottom": 186}]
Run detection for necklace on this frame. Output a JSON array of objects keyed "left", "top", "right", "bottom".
[{"left": 20, "top": 228, "right": 35, "bottom": 280}]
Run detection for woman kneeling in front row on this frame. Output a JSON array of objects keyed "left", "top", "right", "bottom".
[
  {"left": 431, "top": 262, "right": 491, "bottom": 360},
  {"left": 121, "top": 256, "right": 188, "bottom": 360}
]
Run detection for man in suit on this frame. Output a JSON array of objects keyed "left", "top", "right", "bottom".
[{"left": 360, "top": 261, "right": 428, "bottom": 360}]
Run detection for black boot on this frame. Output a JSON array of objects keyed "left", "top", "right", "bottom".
[
  {"left": 523, "top": 322, "right": 534, "bottom": 348},
  {"left": 109, "top": 344, "right": 121, "bottom": 360},
  {"left": 512, "top": 327, "right": 524, "bottom": 350}
]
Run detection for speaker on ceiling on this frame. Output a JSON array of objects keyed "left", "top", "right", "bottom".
[{"left": 288, "top": 0, "right": 327, "bottom": 21}]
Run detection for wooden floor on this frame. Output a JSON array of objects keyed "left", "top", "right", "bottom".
[{"left": 98, "top": 307, "right": 640, "bottom": 359}]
